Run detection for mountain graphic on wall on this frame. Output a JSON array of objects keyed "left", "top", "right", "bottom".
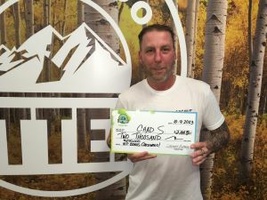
[{"left": 0, "top": 23, "right": 131, "bottom": 93}]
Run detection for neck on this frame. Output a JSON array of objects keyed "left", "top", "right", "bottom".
[{"left": 147, "top": 75, "right": 176, "bottom": 91}]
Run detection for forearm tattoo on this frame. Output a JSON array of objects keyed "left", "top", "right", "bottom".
[{"left": 206, "top": 121, "right": 230, "bottom": 153}]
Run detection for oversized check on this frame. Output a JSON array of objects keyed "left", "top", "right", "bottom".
[{"left": 111, "top": 109, "right": 197, "bottom": 155}]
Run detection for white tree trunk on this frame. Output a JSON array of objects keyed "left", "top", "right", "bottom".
[
  {"left": 240, "top": 0, "right": 267, "bottom": 183},
  {"left": 84, "top": 0, "right": 119, "bottom": 52},
  {"left": 84, "top": 1, "right": 126, "bottom": 199},
  {"left": 202, "top": 0, "right": 227, "bottom": 99},
  {"left": 25, "top": 0, "right": 34, "bottom": 38},
  {"left": 185, "top": 0, "right": 199, "bottom": 78},
  {"left": 201, "top": 0, "right": 228, "bottom": 199}
]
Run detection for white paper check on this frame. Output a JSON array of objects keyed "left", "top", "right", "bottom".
[{"left": 111, "top": 110, "right": 197, "bottom": 155}]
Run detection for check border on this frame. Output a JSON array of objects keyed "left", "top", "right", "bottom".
[{"left": 111, "top": 109, "right": 198, "bottom": 155}]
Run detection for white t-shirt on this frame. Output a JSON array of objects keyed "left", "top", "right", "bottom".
[{"left": 116, "top": 76, "right": 225, "bottom": 200}]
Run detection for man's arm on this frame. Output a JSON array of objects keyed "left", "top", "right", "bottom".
[
  {"left": 206, "top": 121, "right": 230, "bottom": 153},
  {"left": 190, "top": 121, "right": 230, "bottom": 165}
]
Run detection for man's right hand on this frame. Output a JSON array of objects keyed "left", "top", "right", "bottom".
[{"left": 127, "top": 151, "right": 157, "bottom": 163}]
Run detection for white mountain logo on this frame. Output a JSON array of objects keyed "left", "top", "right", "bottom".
[{"left": 0, "top": 22, "right": 131, "bottom": 93}]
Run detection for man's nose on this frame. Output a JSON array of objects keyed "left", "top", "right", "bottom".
[{"left": 154, "top": 50, "right": 162, "bottom": 62}]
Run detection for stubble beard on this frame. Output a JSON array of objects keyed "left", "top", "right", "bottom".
[{"left": 146, "top": 65, "right": 175, "bottom": 83}]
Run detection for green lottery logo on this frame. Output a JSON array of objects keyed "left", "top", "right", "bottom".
[{"left": 117, "top": 110, "right": 131, "bottom": 124}]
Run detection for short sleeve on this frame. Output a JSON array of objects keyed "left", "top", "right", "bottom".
[{"left": 202, "top": 89, "right": 225, "bottom": 131}]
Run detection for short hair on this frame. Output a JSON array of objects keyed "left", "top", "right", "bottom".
[{"left": 138, "top": 24, "right": 176, "bottom": 48}]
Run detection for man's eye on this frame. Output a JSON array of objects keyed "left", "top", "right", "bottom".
[
  {"left": 146, "top": 49, "right": 154, "bottom": 53},
  {"left": 162, "top": 48, "right": 170, "bottom": 53}
]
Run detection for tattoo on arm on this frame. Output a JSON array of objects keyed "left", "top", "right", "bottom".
[{"left": 206, "top": 121, "right": 230, "bottom": 153}]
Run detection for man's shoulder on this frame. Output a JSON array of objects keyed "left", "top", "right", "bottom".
[
  {"left": 177, "top": 76, "right": 210, "bottom": 89},
  {"left": 119, "top": 79, "right": 146, "bottom": 97},
  {"left": 122, "top": 79, "right": 146, "bottom": 92}
]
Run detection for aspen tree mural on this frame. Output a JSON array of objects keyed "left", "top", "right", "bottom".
[
  {"left": 83, "top": 1, "right": 127, "bottom": 199},
  {"left": 185, "top": 0, "right": 199, "bottom": 78},
  {"left": 0, "top": 0, "right": 266, "bottom": 199},
  {"left": 240, "top": 0, "right": 267, "bottom": 184},
  {"left": 201, "top": 1, "right": 228, "bottom": 199}
]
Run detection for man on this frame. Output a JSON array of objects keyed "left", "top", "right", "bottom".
[{"left": 108, "top": 24, "right": 230, "bottom": 200}]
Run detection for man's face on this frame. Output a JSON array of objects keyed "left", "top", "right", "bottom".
[{"left": 139, "top": 30, "right": 176, "bottom": 83}]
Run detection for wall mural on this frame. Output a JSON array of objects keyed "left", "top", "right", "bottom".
[{"left": 0, "top": 0, "right": 186, "bottom": 198}]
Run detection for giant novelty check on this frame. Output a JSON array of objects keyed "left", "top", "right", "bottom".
[{"left": 111, "top": 110, "right": 197, "bottom": 155}]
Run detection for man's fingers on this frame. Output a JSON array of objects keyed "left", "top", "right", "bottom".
[
  {"left": 192, "top": 156, "right": 207, "bottom": 166},
  {"left": 199, "top": 147, "right": 208, "bottom": 156},
  {"left": 191, "top": 142, "right": 210, "bottom": 156},
  {"left": 128, "top": 151, "right": 157, "bottom": 163},
  {"left": 190, "top": 145, "right": 209, "bottom": 166},
  {"left": 190, "top": 141, "right": 206, "bottom": 149}
]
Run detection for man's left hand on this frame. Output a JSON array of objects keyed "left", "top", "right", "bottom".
[{"left": 190, "top": 142, "right": 210, "bottom": 166}]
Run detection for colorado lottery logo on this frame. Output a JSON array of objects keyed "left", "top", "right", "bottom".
[{"left": 0, "top": 0, "right": 186, "bottom": 197}]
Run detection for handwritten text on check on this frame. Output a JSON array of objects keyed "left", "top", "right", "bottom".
[{"left": 111, "top": 110, "right": 197, "bottom": 155}]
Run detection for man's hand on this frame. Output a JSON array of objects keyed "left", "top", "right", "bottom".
[
  {"left": 127, "top": 151, "right": 157, "bottom": 163},
  {"left": 190, "top": 142, "right": 210, "bottom": 166},
  {"left": 190, "top": 121, "right": 230, "bottom": 166}
]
